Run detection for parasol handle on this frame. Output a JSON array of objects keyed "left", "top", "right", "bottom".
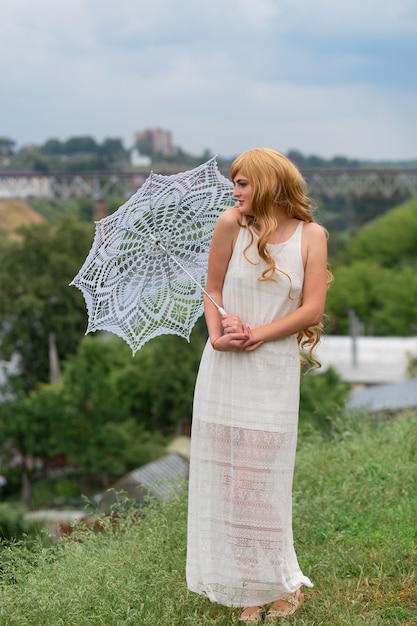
[{"left": 152, "top": 237, "right": 227, "bottom": 316}]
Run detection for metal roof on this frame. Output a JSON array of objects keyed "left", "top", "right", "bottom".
[
  {"left": 347, "top": 378, "right": 417, "bottom": 414},
  {"left": 96, "top": 452, "right": 189, "bottom": 513},
  {"left": 129, "top": 452, "right": 189, "bottom": 499}
]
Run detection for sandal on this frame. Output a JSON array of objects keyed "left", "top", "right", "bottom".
[
  {"left": 265, "top": 589, "right": 303, "bottom": 622},
  {"left": 239, "top": 605, "right": 264, "bottom": 624}
]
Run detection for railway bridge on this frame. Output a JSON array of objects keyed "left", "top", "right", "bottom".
[{"left": 1, "top": 168, "right": 416, "bottom": 201}]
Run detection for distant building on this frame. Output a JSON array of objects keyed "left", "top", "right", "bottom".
[
  {"left": 134, "top": 128, "right": 174, "bottom": 157},
  {"left": 130, "top": 149, "right": 152, "bottom": 168}
]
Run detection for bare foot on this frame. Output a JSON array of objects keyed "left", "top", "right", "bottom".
[
  {"left": 239, "top": 605, "right": 264, "bottom": 624},
  {"left": 265, "top": 589, "right": 304, "bottom": 622}
]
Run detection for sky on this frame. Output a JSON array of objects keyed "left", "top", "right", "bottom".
[{"left": 1, "top": 0, "right": 417, "bottom": 161}]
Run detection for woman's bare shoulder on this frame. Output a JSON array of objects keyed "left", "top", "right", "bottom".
[
  {"left": 218, "top": 206, "right": 241, "bottom": 223},
  {"left": 302, "top": 220, "right": 327, "bottom": 241},
  {"left": 215, "top": 206, "right": 242, "bottom": 232}
]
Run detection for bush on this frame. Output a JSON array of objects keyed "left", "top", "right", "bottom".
[
  {"left": 299, "top": 366, "right": 351, "bottom": 437},
  {"left": 0, "top": 503, "right": 43, "bottom": 542}
]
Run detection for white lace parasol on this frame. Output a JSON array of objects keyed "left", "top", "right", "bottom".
[{"left": 71, "top": 157, "right": 235, "bottom": 353}]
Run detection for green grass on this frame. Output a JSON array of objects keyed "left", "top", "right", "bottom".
[{"left": 0, "top": 412, "right": 416, "bottom": 625}]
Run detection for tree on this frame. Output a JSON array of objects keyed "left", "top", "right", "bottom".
[
  {"left": 0, "top": 334, "right": 174, "bottom": 501},
  {"left": 112, "top": 326, "right": 205, "bottom": 433},
  {"left": 99, "top": 138, "right": 127, "bottom": 162},
  {"left": 40, "top": 139, "right": 63, "bottom": 156},
  {"left": 62, "top": 136, "right": 99, "bottom": 155},
  {"left": 0, "top": 385, "right": 67, "bottom": 503},
  {"left": 342, "top": 199, "right": 417, "bottom": 267},
  {"left": 8, "top": 146, "right": 49, "bottom": 173},
  {"left": 325, "top": 198, "right": 417, "bottom": 336},
  {"left": 325, "top": 260, "right": 389, "bottom": 334},
  {"left": 135, "top": 133, "right": 153, "bottom": 157},
  {"left": 47, "top": 333, "right": 199, "bottom": 489},
  {"left": 370, "top": 266, "right": 417, "bottom": 335},
  {"left": 0, "top": 137, "right": 15, "bottom": 157},
  {"left": 60, "top": 337, "right": 139, "bottom": 488},
  {"left": 326, "top": 260, "right": 417, "bottom": 337},
  {"left": 0, "top": 215, "right": 94, "bottom": 391}
]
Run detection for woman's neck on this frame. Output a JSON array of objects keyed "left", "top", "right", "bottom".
[{"left": 248, "top": 213, "right": 298, "bottom": 244}]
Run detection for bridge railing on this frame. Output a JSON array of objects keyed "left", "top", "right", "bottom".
[{"left": 1, "top": 169, "right": 417, "bottom": 200}]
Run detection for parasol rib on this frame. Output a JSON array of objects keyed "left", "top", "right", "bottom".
[{"left": 152, "top": 235, "right": 227, "bottom": 315}]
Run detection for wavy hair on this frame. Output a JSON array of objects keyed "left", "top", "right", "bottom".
[{"left": 229, "top": 148, "right": 332, "bottom": 369}]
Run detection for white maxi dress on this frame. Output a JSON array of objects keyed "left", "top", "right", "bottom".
[{"left": 186, "top": 220, "right": 313, "bottom": 607}]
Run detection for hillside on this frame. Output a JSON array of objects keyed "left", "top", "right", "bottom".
[
  {"left": 0, "top": 411, "right": 414, "bottom": 624},
  {"left": 0, "top": 200, "right": 44, "bottom": 234}
]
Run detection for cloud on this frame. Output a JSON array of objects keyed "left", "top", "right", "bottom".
[{"left": 1, "top": 0, "right": 416, "bottom": 159}]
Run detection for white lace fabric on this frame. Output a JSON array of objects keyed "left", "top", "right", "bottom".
[
  {"left": 71, "top": 158, "right": 235, "bottom": 353},
  {"left": 186, "top": 222, "right": 313, "bottom": 607}
]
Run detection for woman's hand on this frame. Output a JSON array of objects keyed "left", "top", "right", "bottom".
[
  {"left": 221, "top": 314, "right": 246, "bottom": 335},
  {"left": 212, "top": 329, "right": 264, "bottom": 352}
]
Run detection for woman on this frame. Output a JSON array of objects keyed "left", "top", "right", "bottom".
[{"left": 186, "top": 148, "right": 330, "bottom": 623}]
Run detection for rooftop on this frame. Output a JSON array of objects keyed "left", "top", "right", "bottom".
[{"left": 347, "top": 378, "right": 417, "bottom": 414}]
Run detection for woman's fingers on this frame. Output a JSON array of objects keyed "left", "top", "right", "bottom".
[
  {"left": 222, "top": 317, "right": 247, "bottom": 334},
  {"left": 214, "top": 331, "right": 263, "bottom": 352},
  {"left": 244, "top": 341, "right": 264, "bottom": 352}
]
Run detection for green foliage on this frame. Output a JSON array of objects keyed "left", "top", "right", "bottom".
[
  {"left": 62, "top": 327, "right": 205, "bottom": 435},
  {"left": 0, "top": 384, "right": 69, "bottom": 502},
  {"left": 0, "top": 138, "right": 15, "bottom": 155},
  {"left": 343, "top": 199, "right": 417, "bottom": 267},
  {"left": 38, "top": 136, "right": 128, "bottom": 161},
  {"left": 99, "top": 138, "right": 126, "bottom": 162},
  {"left": 59, "top": 337, "right": 146, "bottom": 484},
  {"left": 40, "top": 138, "right": 63, "bottom": 156},
  {"left": 0, "top": 384, "right": 66, "bottom": 460},
  {"left": 327, "top": 261, "right": 417, "bottom": 336},
  {"left": 62, "top": 136, "right": 99, "bottom": 155},
  {"left": 0, "top": 215, "right": 94, "bottom": 390},
  {"left": 0, "top": 353, "right": 169, "bottom": 500},
  {"left": 135, "top": 133, "right": 153, "bottom": 157},
  {"left": 370, "top": 266, "right": 417, "bottom": 335},
  {"left": 326, "top": 198, "right": 417, "bottom": 335},
  {"left": 3, "top": 135, "right": 130, "bottom": 174},
  {"left": 112, "top": 326, "right": 205, "bottom": 432},
  {"left": 0, "top": 503, "right": 43, "bottom": 542},
  {"left": 325, "top": 260, "right": 389, "bottom": 334},
  {"left": 28, "top": 198, "right": 95, "bottom": 223},
  {"left": 7, "top": 147, "right": 49, "bottom": 173},
  {"left": 0, "top": 321, "right": 204, "bottom": 500},
  {"left": 0, "top": 413, "right": 415, "bottom": 624},
  {"left": 287, "top": 150, "right": 361, "bottom": 169},
  {"left": 299, "top": 367, "right": 351, "bottom": 437},
  {"left": 30, "top": 477, "right": 83, "bottom": 509}
]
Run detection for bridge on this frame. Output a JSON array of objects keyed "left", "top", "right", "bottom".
[{"left": 1, "top": 168, "right": 417, "bottom": 201}]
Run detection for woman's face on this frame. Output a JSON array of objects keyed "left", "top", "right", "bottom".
[{"left": 232, "top": 172, "right": 254, "bottom": 216}]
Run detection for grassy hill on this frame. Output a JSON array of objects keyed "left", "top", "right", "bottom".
[
  {"left": 0, "top": 200, "right": 44, "bottom": 235},
  {"left": 0, "top": 411, "right": 415, "bottom": 625}
]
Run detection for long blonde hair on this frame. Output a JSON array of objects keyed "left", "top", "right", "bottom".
[{"left": 230, "top": 148, "right": 332, "bottom": 369}]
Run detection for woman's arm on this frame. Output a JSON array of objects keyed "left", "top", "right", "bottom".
[{"left": 203, "top": 208, "right": 250, "bottom": 348}]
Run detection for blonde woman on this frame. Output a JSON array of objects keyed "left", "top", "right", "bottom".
[{"left": 186, "top": 148, "right": 330, "bottom": 623}]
